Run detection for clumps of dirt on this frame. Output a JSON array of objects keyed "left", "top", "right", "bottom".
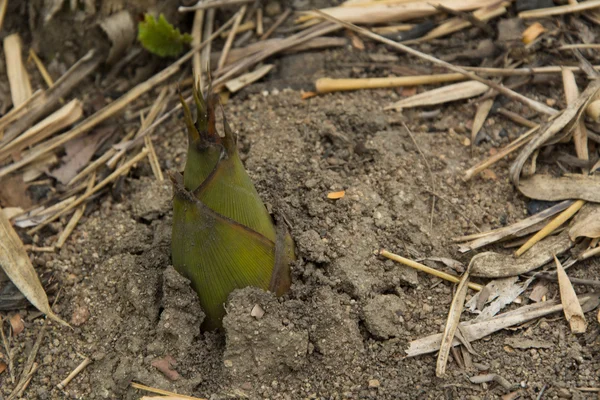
[{"left": 223, "top": 287, "right": 309, "bottom": 380}]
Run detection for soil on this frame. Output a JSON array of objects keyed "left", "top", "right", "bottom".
[{"left": 1, "top": 3, "right": 600, "bottom": 400}]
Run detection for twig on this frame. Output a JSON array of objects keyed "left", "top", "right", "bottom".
[
  {"left": 315, "top": 73, "right": 465, "bottom": 93},
  {"left": 57, "top": 357, "right": 92, "bottom": 390},
  {"left": 519, "top": 0, "right": 600, "bottom": 18},
  {"left": 179, "top": 0, "right": 255, "bottom": 12},
  {"left": 56, "top": 173, "right": 96, "bottom": 248},
  {"left": 496, "top": 108, "right": 538, "bottom": 129},
  {"left": 0, "top": 316, "right": 15, "bottom": 383},
  {"left": 311, "top": 10, "right": 558, "bottom": 116},
  {"left": 515, "top": 200, "right": 585, "bottom": 257},
  {"left": 16, "top": 362, "right": 38, "bottom": 398},
  {"left": 131, "top": 382, "right": 208, "bottom": 399},
  {"left": 464, "top": 124, "right": 539, "bottom": 180},
  {"left": 8, "top": 317, "right": 49, "bottom": 400},
  {"left": 403, "top": 122, "right": 436, "bottom": 233},
  {"left": 433, "top": 3, "right": 494, "bottom": 36},
  {"left": 28, "top": 49, "right": 55, "bottom": 89},
  {"left": 437, "top": 261, "right": 471, "bottom": 377},
  {"left": 379, "top": 249, "right": 482, "bottom": 291},
  {"left": 0, "top": 0, "right": 7, "bottom": 31},
  {"left": 144, "top": 136, "right": 163, "bottom": 181},
  {"left": 256, "top": 8, "right": 263, "bottom": 35},
  {"left": 261, "top": 8, "right": 292, "bottom": 40},
  {"left": 218, "top": 5, "right": 247, "bottom": 70},
  {"left": 462, "top": 65, "right": 600, "bottom": 77},
  {"left": 192, "top": 9, "right": 205, "bottom": 86},
  {"left": 560, "top": 44, "right": 600, "bottom": 50},
  {"left": 28, "top": 149, "right": 149, "bottom": 234},
  {"left": 4, "top": 34, "right": 32, "bottom": 107}
]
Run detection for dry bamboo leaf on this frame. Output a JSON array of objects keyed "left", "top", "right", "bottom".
[
  {"left": 385, "top": 81, "right": 488, "bottom": 111},
  {"left": 471, "top": 98, "right": 494, "bottom": 149},
  {"left": 3, "top": 34, "right": 32, "bottom": 108},
  {"left": 474, "top": 277, "right": 534, "bottom": 320},
  {"left": 455, "top": 200, "right": 573, "bottom": 252},
  {"left": 554, "top": 255, "right": 587, "bottom": 333},
  {"left": 225, "top": 64, "right": 274, "bottom": 93},
  {"left": 304, "top": 0, "right": 500, "bottom": 24},
  {"left": 522, "top": 22, "right": 545, "bottom": 44},
  {"left": 562, "top": 69, "right": 589, "bottom": 163},
  {"left": 470, "top": 230, "right": 573, "bottom": 278},
  {"left": 569, "top": 203, "right": 600, "bottom": 240},
  {"left": 436, "top": 263, "right": 471, "bottom": 377},
  {"left": 518, "top": 174, "right": 600, "bottom": 202},
  {"left": 0, "top": 210, "right": 68, "bottom": 326},
  {"left": 415, "top": 3, "right": 506, "bottom": 42},
  {"left": 0, "top": 99, "right": 83, "bottom": 162},
  {"left": 510, "top": 79, "right": 600, "bottom": 186},
  {"left": 406, "top": 293, "right": 599, "bottom": 357},
  {"left": 466, "top": 277, "right": 518, "bottom": 312}
]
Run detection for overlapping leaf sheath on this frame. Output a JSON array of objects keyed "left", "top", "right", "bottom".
[{"left": 172, "top": 86, "right": 293, "bottom": 330}]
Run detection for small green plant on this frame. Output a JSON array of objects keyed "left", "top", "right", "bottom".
[
  {"left": 171, "top": 85, "right": 295, "bottom": 330},
  {"left": 138, "top": 14, "right": 192, "bottom": 57}
]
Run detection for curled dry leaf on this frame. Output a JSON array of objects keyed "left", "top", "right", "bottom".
[
  {"left": 554, "top": 255, "right": 587, "bottom": 333},
  {"left": 385, "top": 81, "right": 488, "bottom": 111},
  {"left": 470, "top": 230, "right": 572, "bottom": 278},
  {"left": 327, "top": 190, "right": 345, "bottom": 199},
  {"left": 569, "top": 203, "right": 600, "bottom": 241},
  {"left": 0, "top": 210, "right": 68, "bottom": 326},
  {"left": 9, "top": 313, "right": 24, "bottom": 335},
  {"left": 518, "top": 174, "right": 600, "bottom": 203},
  {"left": 510, "top": 79, "right": 600, "bottom": 187},
  {"left": 0, "top": 361, "right": 6, "bottom": 374}
]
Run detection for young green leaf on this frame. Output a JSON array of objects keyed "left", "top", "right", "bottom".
[{"left": 138, "top": 14, "right": 192, "bottom": 57}]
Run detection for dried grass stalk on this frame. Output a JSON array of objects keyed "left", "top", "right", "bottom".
[
  {"left": 436, "top": 262, "right": 471, "bottom": 377},
  {"left": 316, "top": 73, "right": 465, "bottom": 93},
  {"left": 0, "top": 99, "right": 83, "bottom": 162},
  {"left": 554, "top": 255, "right": 587, "bottom": 333},
  {"left": 225, "top": 64, "right": 274, "bottom": 93},
  {"left": 519, "top": 0, "right": 600, "bottom": 18},
  {"left": 386, "top": 81, "right": 488, "bottom": 110},
  {"left": 4, "top": 34, "right": 32, "bottom": 107},
  {"left": 562, "top": 69, "right": 589, "bottom": 163}
]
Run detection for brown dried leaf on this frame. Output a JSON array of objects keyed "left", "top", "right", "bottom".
[
  {"left": 151, "top": 355, "right": 180, "bottom": 381},
  {"left": 554, "top": 255, "right": 587, "bottom": 333},
  {"left": 529, "top": 282, "right": 549, "bottom": 302},
  {"left": 50, "top": 128, "right": 112, "bottom": 185},
  {"left": 0, "top": 210, "right": 68, "bottom": 326},
  {"left": 518, "top": 174, "right": 600, "bottom": 202},
  {"left": 385, "top": 81, "right": 488, "bottom": 111},
  {"left": 470, "top": 230, "right": 572, "bottom": 278},
  {"left": 569, "top": 203, "right": 600, "bottom": 240},
  {"left": 0, "top": 175, "right": 32, "bottom": 209},
  {"left": 9, "top": 313, "right": 23, "bottom": 335}
]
